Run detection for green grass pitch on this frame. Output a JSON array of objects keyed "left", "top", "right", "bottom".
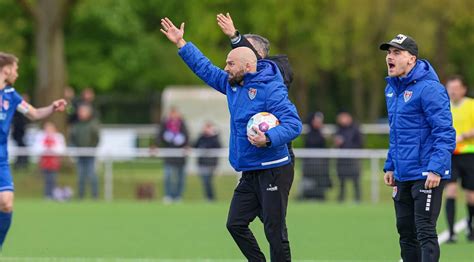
[{"left": 1, "top": 200, "right": 473, "bottom": 261}]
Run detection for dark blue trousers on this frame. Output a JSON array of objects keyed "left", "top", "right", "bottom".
[
  {"left": 227, "top": 163, "right": 293, "bottom": 262},
  {"left": 393, "top": 179, "right": 446, "bottom": 262}
]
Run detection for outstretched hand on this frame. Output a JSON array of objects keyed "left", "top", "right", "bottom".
[
  {"left": 160, "top": 17, "right": 186, "bottom": 48},
  {"left": 52, "top": 99, "right": 67, "bottom": 112},
  {"left": 217, "top": 13, "right": 236, "bottom": 38}
]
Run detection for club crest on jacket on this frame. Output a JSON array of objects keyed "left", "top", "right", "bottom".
[
  {"left": 2, "top": 99, "right": 9, "bottom": 111},
  {"left": 403, "top": 90, "right": 413, "bottom": 102},
  {"left": 248, "top": 88, "right": 257, "bottom": 100}
]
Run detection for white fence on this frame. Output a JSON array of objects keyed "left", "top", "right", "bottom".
[{"left": 9, "top": 147, "right": 388, "bottom": 203}]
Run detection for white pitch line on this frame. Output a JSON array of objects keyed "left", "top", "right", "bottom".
[
  {"left": 438, "top": 218, "right": 467, "bottom": 244},
  {"left": 398, "top": 218, "right": 467, "bottom": 262}
]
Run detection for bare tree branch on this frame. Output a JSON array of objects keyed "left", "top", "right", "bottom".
[
  {"left": 16, "top": 0, "right": 39, "bottom": 21},
  {"left": 53, "top": 0, "right": 78, "bottom": 32}
]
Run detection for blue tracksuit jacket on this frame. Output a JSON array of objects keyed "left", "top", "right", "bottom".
[
  {"left": 178, "top": 42, "right": 302, "bottom": 172},
  {"left": 384, "top": 59, "right": 456, "bottom": 182}
]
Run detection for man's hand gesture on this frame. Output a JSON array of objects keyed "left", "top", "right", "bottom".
[
  {"left": 424, "top": 172, "right": 441, "bottom": 189},
  {"left": 52, "top": 99, "right": 67, "bottom": 112},
  {"left": 217, "top": 13, "right": 237, "bottom": 38},
  {"left": 384, "top": 171, "right": 395, "bottom": 186},
  {"left": 160, "top": 17, "right": 186, "bottom": 48}
]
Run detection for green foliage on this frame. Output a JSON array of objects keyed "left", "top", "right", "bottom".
[{"left": 3, "top": 0, "right": 473, "bottom": 122}]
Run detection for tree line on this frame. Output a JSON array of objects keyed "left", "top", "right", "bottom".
[{"left": 0, "top": 0, "right": 472, "bottom": 128}]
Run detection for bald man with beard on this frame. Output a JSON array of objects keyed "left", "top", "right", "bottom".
[{"left": 161, "top": 18, "right": 302, "bottom": 261}]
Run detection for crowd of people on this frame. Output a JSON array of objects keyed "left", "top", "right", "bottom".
[
  {"left": 12, "top": 86, "right": 101, "bottom": 201},
  {"left": 299, "top": 110, "right": 363, "bottom": 202}
]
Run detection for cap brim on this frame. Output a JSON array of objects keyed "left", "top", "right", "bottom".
[{"left": 379, "top": 42, "right": 405, "bottom": 51}]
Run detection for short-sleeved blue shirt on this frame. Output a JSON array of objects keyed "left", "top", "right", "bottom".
[{"left": 0, "top": 86, "right": 23, "bottom": 191}]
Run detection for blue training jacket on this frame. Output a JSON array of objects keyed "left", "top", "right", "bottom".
[
  {"left": 179, "top": 42, "right": 302, "bottom": 172},
  {"left": 383, "top": 59, "right": 456, "bottom": 182}
]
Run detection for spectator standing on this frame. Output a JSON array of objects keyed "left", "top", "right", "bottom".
[
  {"left": 195, "top": 121, "right": 221, "bottom": 201},
  {"left": 69, "top": 104, "right": 100, "bottom": 199},
  {"left": 334, "top": 111, "right": 363, "bottom": 202},
  {"left": 300, "top": 112, "right": 331, "bottom": 200},
  {"left": 156, "top": 107, "right": 189, "bottom": 203}
]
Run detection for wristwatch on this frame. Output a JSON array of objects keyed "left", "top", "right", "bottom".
[{"left": 230, "top": 30, "right": 241, "bottom": 44}]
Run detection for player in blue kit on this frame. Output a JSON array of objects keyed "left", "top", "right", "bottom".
[{"left": 0, "top": 52, "right": 67, "bottom": 249}]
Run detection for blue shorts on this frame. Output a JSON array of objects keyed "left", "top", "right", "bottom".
[{"left": 0, "top": 162, "right": 14, "bottom": 192}]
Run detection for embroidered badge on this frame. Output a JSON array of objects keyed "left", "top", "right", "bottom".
[
  {"left": 2, "top": 99, "right": 9, "bottom": 111},
  {"left": 248, "top": 88, "right": 257, "bottom": 100},
  {"left": 403, "top": 90, "right": 413, "bottom": 102},
  {"left": 392, "top": 186, "right": 398, "bottom": 198},
  {"left": 391, "top": 34, "right": 408, "bottom": 44}
]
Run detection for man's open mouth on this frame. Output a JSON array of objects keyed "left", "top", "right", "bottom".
[{"left": 388, "top": 63, "right": 395, "bottom": 69}]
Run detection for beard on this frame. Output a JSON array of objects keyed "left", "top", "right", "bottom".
[
  {"left": 6, "top": 78, "right": 14, "bottom": 85},
  {"left": 228, "top": 69, "right": 245, "bottom": 86},
  {"left": 5, "top": 74, "right": 17, "bottom": 86}
]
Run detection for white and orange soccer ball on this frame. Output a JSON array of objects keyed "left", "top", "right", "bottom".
[{"left": 247, "top": 112, "right": 280, "bottom": 136}]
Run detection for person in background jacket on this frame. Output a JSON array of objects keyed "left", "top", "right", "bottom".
[
  {"left": 216, "top": 12, "right": 296, "bottom": 167},
  {"left": 334, "top": 110, "right": 363, "bottom": 202},
  {"left": 156, "top": 106, "right": 189, "bottom": 203},
  {"left": 195, "top": 121, "right": 221, "bottom": 201},
  {"left": 300, "top": 112, "right": 331, "bottom": 200},
  {"left": 161, "top": 17, "right": 302, "bottom": 261},
  {"left": 69, "top": 103, "right": 100, "bottom": 200},
  {"left": 380, "top": 34, "right": 456, "bottom": 262},
  {"left": 33, "top": 121, "right": 66, "bottom": 199}
]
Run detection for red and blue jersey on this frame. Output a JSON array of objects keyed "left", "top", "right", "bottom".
[
  {"left": 0, "top": 86, "right": 23, "bottom": 191},
  {"left": 0, "top": 86, "right": 23, "bottom": 163}
]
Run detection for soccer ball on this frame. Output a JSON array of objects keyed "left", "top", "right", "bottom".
[{"left": 247, "top": 112, "right": 279, "bottom": 136}]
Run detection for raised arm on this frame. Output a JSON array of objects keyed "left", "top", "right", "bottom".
[
  {"left": 161, "top": 17, "right": 229, "bottom": 94},
  {"left": 18, "top": 99, "right": 67, "bottom": 121},
  {"left": 160, "top": 17, "right": 186, "bottom": 48},
  {"left": 216, "top": 13, "right": 262, "bottom": 59}
]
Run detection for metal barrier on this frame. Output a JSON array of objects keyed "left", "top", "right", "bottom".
[{"left": 9, "top": 147, "right": 388, "bottom": 203}]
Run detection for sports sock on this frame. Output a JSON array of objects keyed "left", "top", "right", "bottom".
[
  {"left": 468, "top": 204, "right": 474, "bottom": 234},
  {"left": 446, "top": 198, "right": 455, "bottom": 237},
  {"left": 0, "top": 211, "right": 12, "bottom": 248}
]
